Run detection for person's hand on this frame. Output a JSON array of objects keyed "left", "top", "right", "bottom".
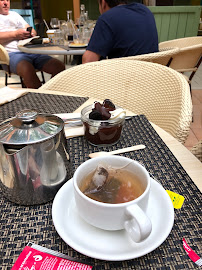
[
  {"left": 31, "top": 31, "right": 36, "bottom": 37},
  {"left": 15, "top": 29, "right": 32, "bottom": 40}
]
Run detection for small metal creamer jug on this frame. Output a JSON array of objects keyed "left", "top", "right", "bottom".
[{"left": 0, "top": 109, "right": 72, "bottom": 205}]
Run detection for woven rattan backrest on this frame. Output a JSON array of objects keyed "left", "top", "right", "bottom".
[
  {"left": 119, "top": 47, "right": 180, "bottom": 66},
  {"left": 159, "top": 36, "right": 202, "bottom": 49},
  {"left": 159, "top": 37, "right": 202, "bottom": 71},
  {"left": 165, "top": 45, "right": 201, "bottom": 71},
  {"left": 0, "top": 45, "right": 10, "bottom": 65},
  {"left": 39, "top": 59, "right": 192, "bottom": 143}
]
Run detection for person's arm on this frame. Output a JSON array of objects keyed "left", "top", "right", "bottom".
[
  {"left": 82, "top": 50, "right": 101, "bottom": 64},
  {"left": 82, "top": 16, "right": 113, "bottom": 64},
  {"left": 0, "top": 24, "right": 37, "bottom": 45}
]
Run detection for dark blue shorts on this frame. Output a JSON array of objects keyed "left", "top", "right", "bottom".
[{"left": 8, "top": 52, "right": 52, "bottom": 74}]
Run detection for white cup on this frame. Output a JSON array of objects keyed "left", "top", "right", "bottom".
[
  {"left": 73, "top": 156, "right": 152, "bottom": 243},
  {"left": 46, "top": 29, "right": 56, "bottom": 44}
]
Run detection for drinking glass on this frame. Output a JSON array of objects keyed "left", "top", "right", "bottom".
[
  {"left": 82, "top": 28, "right": 91, "bottom": 44},
  {"left": 54, "top": 30, "right": 64, "bottom": 45},
  {"left": 73, "top": 28, "right": 82, "bottom": 44},
  {"left": 60, "top": 20, "right": 68, "bottom": 45},
  {"left": 50, "top": 18, "right": 60, "bottom": 29}
]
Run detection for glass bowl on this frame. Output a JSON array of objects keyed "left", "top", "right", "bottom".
[{"left": 81, "top": 104, "right": 125, "bottom": 146}]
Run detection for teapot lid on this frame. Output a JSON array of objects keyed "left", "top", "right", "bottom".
[{"left": 0, "top": 109, "right": 64, "bottom": 145}]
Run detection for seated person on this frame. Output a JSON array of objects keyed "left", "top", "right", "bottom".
[
  {"left": 0, "top": 0, "right": 65, "bottom": 88},
  {"left": 82, "top": 0, "right": 158, "bottom": 64}
]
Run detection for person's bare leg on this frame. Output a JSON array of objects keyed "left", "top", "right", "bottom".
[
  {"left": 16, "top": 60, "right": 41, "bottom": 88},
  {"left": 41, "top": 58, "right": 65, "bottom": 77}
]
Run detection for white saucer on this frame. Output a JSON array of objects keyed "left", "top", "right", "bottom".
[{"left": 52, "top": 178, "right": 174, "bottom": 261}]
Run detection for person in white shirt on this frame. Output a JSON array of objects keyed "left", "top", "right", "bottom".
[{"left": 0, "top": 0, "right": 65, "bottom": 88}]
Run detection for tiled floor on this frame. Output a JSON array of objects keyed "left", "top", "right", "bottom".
[
  {"left": 0, "top": 61, "right": 201, "bottom": 150},
  {"left": 184, "top": 89, "right": 202, "bottom": 150},
  {"left": 183, "top": 63, "right": 202, "bottom": 150}
]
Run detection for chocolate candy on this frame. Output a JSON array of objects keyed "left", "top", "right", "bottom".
[{"left": 89, "top": 100, "right": 115, "bottom": 120}]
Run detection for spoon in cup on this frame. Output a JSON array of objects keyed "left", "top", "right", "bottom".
[{"left": 89, "top": 144, "right": 146, "bottom": 158}]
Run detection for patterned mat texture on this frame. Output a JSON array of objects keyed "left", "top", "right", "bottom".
[
  {"left": 0, "top": 92, "right": 88, "bottom": 121},
  {"left": 0, "top": 94, "right": 201, "bottom": 269}
]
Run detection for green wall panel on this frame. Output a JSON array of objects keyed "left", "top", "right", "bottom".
[
  {"left": 161, "top": 14, "right": 171, "bottom": 41},
  {"left": 148, "top": 6, "right": 201, "bottom": 42},
  {"left": 168, "top": 14, "right": 179, "bottom": 40}
]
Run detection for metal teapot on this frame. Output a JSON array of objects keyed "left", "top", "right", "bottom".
[{"left": 0, "top": 109, "right": 72, "bottom": 205}]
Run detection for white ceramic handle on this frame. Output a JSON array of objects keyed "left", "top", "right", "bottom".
[{"left": 124, "top": 204, "right": 152, "bottom": 242}]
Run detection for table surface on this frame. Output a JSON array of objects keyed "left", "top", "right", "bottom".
[
  {"left": 0, "top": 89, "right": 201, "bottom": 270},
  {"left": 18, "top": 44, "right": 86, "bottom": 56}
]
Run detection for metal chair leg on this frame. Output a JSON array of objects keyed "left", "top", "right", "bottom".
[
  {"left": 5, "top": 73, "right": 8, "bottom": 86},
  {"left": 189, "top": 83, "right": 194, "bottom": 123},
  {"left": 189, "top": 56, "right": 202, "bottom": 82},
  {"left": 20, "top": 77, "right": 26, "bottom": 88},
  {"left": 41, "top": 71, "right": 45, "bottom": 84},
  {"left": 64, "top": 55, "right": 67, "bottom": 65}
]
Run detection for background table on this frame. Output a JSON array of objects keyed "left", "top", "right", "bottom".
[{"left": 18, "top": 44, "right": 86, "bottom": 56}]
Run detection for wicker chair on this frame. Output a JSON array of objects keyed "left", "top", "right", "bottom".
[
  {"left": 0, "top": 44, "right": 45, "bottom": 87},
  {"left": 39, "top": 59, "right": 192, "bottom": 143},
  {"left": 159, "top": 37, "right": 202, "bottom": 83},
  {"left": 119, "top": 47, "right": 180, "bottom": 66},
  {"left": 191, "top": 140, "right": 202, "bottom": 162}
]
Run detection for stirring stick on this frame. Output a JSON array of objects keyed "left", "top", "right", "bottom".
[
  {"left": 89, "top": 145, "right": 146, "bottom": 158},
  {"left": 43, "top": 19, "right": 49, "bottom": 30}
]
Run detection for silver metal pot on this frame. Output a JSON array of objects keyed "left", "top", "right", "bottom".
[{"left": 0, "top": 109, "right": 72, "bottom": 205}]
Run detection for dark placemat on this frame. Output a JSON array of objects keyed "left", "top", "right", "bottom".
[
  {"left": 68, "top": 115, "right": 202, "bottom": 269},
  {"left": 0, "top": 92, "right": 88, "bottom": 122},
  {"left": 0, "top": 95, "right": 201, "bottom": 269},
  {"left": 25, "top": 43, "right": 54, "bottom": 48}
]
